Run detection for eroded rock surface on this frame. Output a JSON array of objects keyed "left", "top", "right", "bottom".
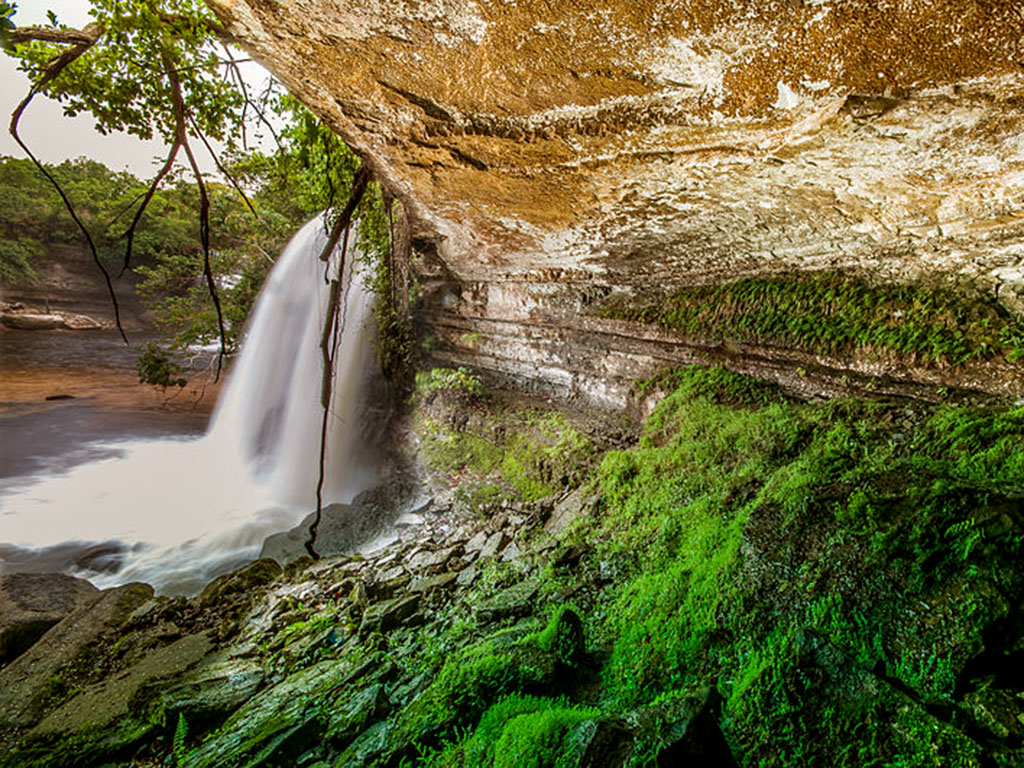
[
  {"left": 0, "top": 572, "right": 99, "bottom": 665},
  {"left": 212, "top": 0, "right": 1024, "bottom": 405}
]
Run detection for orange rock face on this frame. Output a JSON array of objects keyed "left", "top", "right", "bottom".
[{"left": 212, "top": 0, "right": 1024, "bottom": 406}]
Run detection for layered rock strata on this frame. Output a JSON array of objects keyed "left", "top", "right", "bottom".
[{"left": 211, "top": 0, "right": 1024, "bottom": 405}]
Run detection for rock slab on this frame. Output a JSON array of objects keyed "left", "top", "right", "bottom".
[{"left": 0, "top": 572, "right": 99, "bottom": 665}]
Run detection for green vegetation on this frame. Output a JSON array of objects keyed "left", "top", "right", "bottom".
[
  {"left": 601, "top": 271, "right": 1024, "bottom": 364},
  {"left": 0, "top": 154, "right": 305, "bottom": 348},
  {"left": 407, "top": 366, "right": 1024, "bottom": 765},
  {"left": 5, "top": 364, "right": 1024, "bottom": 766},
  {"left": 415, "top": 367, "right": 485, "bottom": 399},
  {"left": 136, "top": 342, "right": 188, "bottom": 388},
  {"left": 415, "top": 371, "right": 598, "bottom": 503},
  {"left": 3, "top": 2, "right": 414, "bottom": 384}
]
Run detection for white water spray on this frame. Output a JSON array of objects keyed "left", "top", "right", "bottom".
[{"left": 0, "top": 217, "right": 380, "bottom": 594}]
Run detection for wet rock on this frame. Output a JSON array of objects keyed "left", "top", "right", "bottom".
[
  {"left": 407, "top": 546, "right": 457, "bottom": 573},
  {"left": 360, "top": 594, "right": 422, "bottom": 634},
  {"left": 545, "top": 488, "right": 594, "bottom": 537},
  {"left": 500, "top": 541, "right": 522, "bottom": 562},
  {"left": 0, "top": 572, "right": 99, "bottom": 664},
  {"left": 456, "top": 564, "right": 479, "bottom": 587},
  {"left": 262, "top": 478, "right": 425, "bottom": 564},
  {"left": 379, "top": 569, "right": 410, "bottom": 596},
  {"left": 465, "top": 531, "right": 488, "bottom": 552},
  {"left": 181, "top": 658, "right": 361, "bottom": 768},
  {"left": 394, "top": 512, "right": 426, "bottom": 528},
  {"left": 336, "top": 720, "right": 393, "bottom": 767},
  {"left": 198, "top": 558, "right": 281, "bottom": 608},
  {"left": 0, "top": 582, "right": 153, "bottom": 730},
  {"left": 409, "top": 571, "right": 458, "bottom": 594},
  {"left": 326, "top": 683, "right": 389, "bottom": 747},
  {"left": 156, "top": 654, "right": 266, "bottom": 730},
  {"left": 473, "top": 579, "right": 539, "bottom": 623},
  {"left": 478, "top": 531, "right": 509, "bottom": 560},
  {"left": 31, "top": 633, "right": 212, "bottom": 739},
  {"left": 350, "top": 580, "right": 370, "bottom": 607}
]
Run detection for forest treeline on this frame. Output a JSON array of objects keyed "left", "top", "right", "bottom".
[{"left": 0, "top": 150, "right": 318, "bottom": 351}]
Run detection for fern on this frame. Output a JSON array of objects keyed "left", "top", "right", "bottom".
[{"left": 173, "top": 712, "right": 189, "bottom": 766}]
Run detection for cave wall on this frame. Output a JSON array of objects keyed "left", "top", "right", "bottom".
[{"left": 210, "top": 0, "right": 1024, "bottom": 406}]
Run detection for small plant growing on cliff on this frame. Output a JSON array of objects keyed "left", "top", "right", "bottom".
[
  {"left": 172, "top": 713, "right": 189, "bottom": 766},
  {"left": 137, "top": 342, "right": 187, "bottom": 388},
  {"left": 417, "top": 367, "right": 484, "bottom": 399}
]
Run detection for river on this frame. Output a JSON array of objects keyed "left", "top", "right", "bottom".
[
  {"left": 0, "top": 328, "right": 221, "bottom": 583},
  {"left": 0, "top": 218, "right": 382, "bottom": 594}
]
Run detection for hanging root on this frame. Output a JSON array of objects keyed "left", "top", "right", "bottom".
[
  {"left": 120, "top": 137, "right": 181, "bottom": 275},
  {"left": 306, "top": 165, "right": 371, "bottom": 560},
  {"left": 163, "top": 48, "right": 228, "bottom": 380},
  {"left": 8, "top": 24, "right": 128, "bottom": 343}
]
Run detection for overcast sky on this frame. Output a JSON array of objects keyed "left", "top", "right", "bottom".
[{"left": 0, "top": 0, "right": 275, "bottom": 177}]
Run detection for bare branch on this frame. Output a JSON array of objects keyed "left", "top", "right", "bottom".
[
  {"left": 8, "top": 28, "right": 129, "bottom": 344},
  {"left": 307, "top": 226, "right": 349, "bottom": 561},
  {"left": 120, "top": 137, "right": 181, "bottom": 275},
  {"left": 163, "top": 49, "right": 228, "bottom": 379},
  {"left": 9, "top": 24, "right": 102, "bottom": 46},
  {"left": 222, "top": 45, "right": 284, "bottom": 153},
  {"left": 306, "top": 166, "right": 371, "bottom": 558},
  {"left": 317, "top": 164, "right": 369, "bottom": 263},
  {"left": 188, "top": 114, "right": 263, "bottom": 226}
]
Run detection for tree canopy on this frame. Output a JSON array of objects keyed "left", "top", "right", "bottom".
[{"left": 1, "top": 0, "right": 403, "bottom": 371}]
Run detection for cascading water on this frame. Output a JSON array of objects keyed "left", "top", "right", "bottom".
[{"left": 0, "top": 217, "right": 380, "bottom": 594}]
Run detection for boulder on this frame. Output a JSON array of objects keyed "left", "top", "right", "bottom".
[
  {"left": 0, "top": 582, "right": 153, "bottom": 731},
  {"left": 0, "top": 312, "right": 65, "bottom": 330},
  {"left": 360, "top": 594, "right": 422, "bottom": 634},
  {"left": 156, "top": 654, "right": 267, "bottom": 731},
  {"left": 0, "top": 572, "right": 99, "bottom": 665},
  {"left": 473, "top": 578, "right": 539, "bottom": 623},
  {"left": 30, "top": 632, "right": 212, "bottom": 738},
  {"left": 325, "top": 683, "right": 390, "bottom": 747}
]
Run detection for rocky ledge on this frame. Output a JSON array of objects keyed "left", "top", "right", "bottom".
[
  {"left": 5, "top": 367, "right": 1024, "bottom": 767},
  {"left": 0, "top": 302, "right": 103, "bottom": 331},
  {"left": 209, "top": 0, "right": 1024, "bottom": 409}
]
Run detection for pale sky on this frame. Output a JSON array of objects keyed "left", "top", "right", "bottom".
[{"left": 0, "top": 0, "right": 276, "bottom": 177}]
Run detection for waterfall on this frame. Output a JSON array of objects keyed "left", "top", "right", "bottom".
[
  {"left": 207, "top": 216, "right": 380, "bottom": 507},
  {"left": 0, "top": 217, "right": 380, "bottom": 594}
]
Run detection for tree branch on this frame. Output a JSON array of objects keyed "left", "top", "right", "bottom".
[
  {"left": 307, "top": 227, "right": 348, "bottom": 561},
  {"left": 8, "top": 26, "right": 128, "bottom": 343},
  {"left": 120, "top": 137, "right": 181, "bottom": 275},
  {"left": 9, "top": 24, "right": 101, "bottom": 46},
  {"left": 163, "top": 49, "right": 227, "bottom": 380},
  {"left": 189, "top": 114, "right": 263, "bottom": 226},
  {"left": 317, "top": 164, "right": 369, "bottom": 263},
  {"left": 305, "top": 167, "right": 371, "bottom": 559}
]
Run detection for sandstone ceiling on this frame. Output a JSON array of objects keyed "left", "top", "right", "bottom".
[
  {"left": 212, "top": 0, "right": 1023, "bottom": 282},
  {"left": 210, "top": 0, "right": 1024, "bottom": 406}
]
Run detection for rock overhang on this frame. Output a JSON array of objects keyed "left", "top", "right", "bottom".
[{"left": 210, "top": 0, "right": 1024, "bottom": 405}]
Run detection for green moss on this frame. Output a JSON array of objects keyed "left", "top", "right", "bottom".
[
  {"left": 599, "top": 271, "right": 1024, "bottom": 365},
  {"left": 492, "top": 705, "right": 601, "bottom": 768},
  {"left": 425, "top": 695, "right": 601, "bottom": 768},
  {"left": 416, "top": 367, "right": 484, "bottom": 399},
  {"left": 0, "top": 720, "right": 154, "bottom": 768},
  {"left": 575, "top": 366, "right": 1024, "bottom": 764},
  {"left": 415, "top": 396, "right": 596, "bottom": 503}
]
